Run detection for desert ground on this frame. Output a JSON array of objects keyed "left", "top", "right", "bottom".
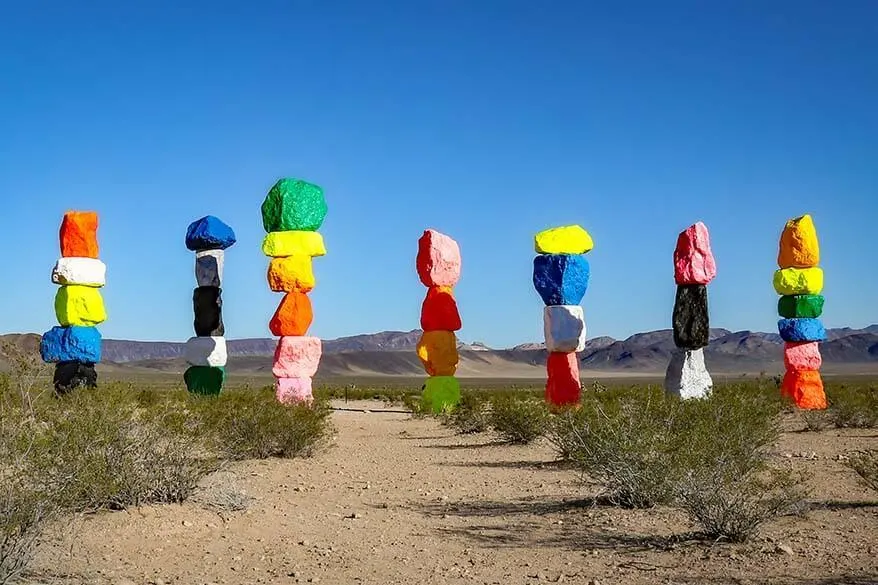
[{"left": 28, "top": 398, "right": 878, "bottom": 585}]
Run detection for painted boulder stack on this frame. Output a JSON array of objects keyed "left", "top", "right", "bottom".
[
  {"left": 261, "top": 178, "right": 327, "bottom": 405},
  {"left": 40, "top": 211, "right": 107, "bottom": 393},
  {"left": 183, "top": 216, "right": 236, "bottom": 395},
  {"left": 416, "top": 229, "right": 462, "bottom": 413},
  {"left": 774, "top": 214, "right": 827, "bottom": 410},
  {"left": 664, "top": 222, "right": 716, "bottom": 399},
  {"left": 532, "top": 225, "right": 593, "bottom": 406}
]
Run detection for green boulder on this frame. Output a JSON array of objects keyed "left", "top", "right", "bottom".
[
  {"left": 422, "top": 376, "right": 461, "bottom": 414},
  {"left": 261, "top": 178, "right": 327, "bottom": 232},
  {"left": 184, "top": 366, "right": 225, "bottom": 396},
  {"left": 778, "top": 294, "right": 824, "bottom": 319}
]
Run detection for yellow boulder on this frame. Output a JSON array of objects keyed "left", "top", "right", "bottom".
[
  {"left": 262, "top": 230, "right": 326, "bottom": 258},
  {"left": 773, "top": 267, "right": 823, "bottom": 296},
  {"left": 267, "top": 255, "right": 316, "bottom": 292},
  {"left": 416, "top": 330, "right": 459, "bottom": 376},
  {"left": 534, "top": 225, "right": 594, "bottom": 255},
  {"left": 778, "top": 214, "right": 819, "bottom": 268},
  {"left": 54, "top": 285, "right": 107, "bottom": 326}
]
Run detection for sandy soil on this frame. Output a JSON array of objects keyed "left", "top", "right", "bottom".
[{"left": 29, "top": 400, "right": 878, "bottom": 585}]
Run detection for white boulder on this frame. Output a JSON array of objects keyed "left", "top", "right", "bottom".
[
  {"left": 195, "top": 250, "right": 224, "bottom": 287},
  {"left": 184, "top": 336, "right": 227, "bottom": 367},
  {"left": 543, "top": 305, "right": 586, "bottom": 353},
  {"left": 51, "top": 257, "right": 106, "bottom": 287},
  {"left": 664, "top": 348, "right": 713, "bottom": 399}
]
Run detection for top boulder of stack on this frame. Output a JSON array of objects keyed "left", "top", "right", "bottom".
[
  {"left": 262, "top": 178, "right": 328, "bottom": 233},
  {"left": 60, "top": 211, "right": 99, "bottom": 258},
  {"left": 534, "top": 225, "right": 593, "bottom": 255},
  {"left": 674, "top": 221, "right": 717, "bottom": 285},
  {"left": 417, "top": 229, "right": 461, "bottom": 287},
  {"left": 778, "top": 214, "right": 819, "bottom": 269},
  {"left": 185, "top": 216, "right": 237, "bottom": 251}
]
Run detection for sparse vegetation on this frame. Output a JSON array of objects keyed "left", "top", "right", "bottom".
[
  {"left": 489, "top": 395, "right": 550, "bottom": 444},
  {"left": 825, "top": 384, "right": 878, "bottom": 429},
  {"left": 441, "top": 394, "right": 491, "bottom": 434},
  {"left": 845, "top": 450, "right": 878, "bottom": 493}
]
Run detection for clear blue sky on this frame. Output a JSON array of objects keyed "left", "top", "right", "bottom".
[{"left": 1, "top": 0, "right": 876, "bottom": 347}]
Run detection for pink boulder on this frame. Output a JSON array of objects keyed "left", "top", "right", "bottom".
[
  {"left": 417, "top": 229, "right": 461, "bottom": 287},
  {"left": 275, "top": 377, "right": 314, "bottom": 405},
  {"left": 272, "top": 336, "right": 322, "bottom": 378},
  {"left": 784, "top": 341, "right": 822, "bottom": 371},
  {"left": 674, "top": 222, "right": 717, "bottom": 285}
]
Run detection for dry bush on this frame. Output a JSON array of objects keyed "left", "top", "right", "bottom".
[
  {"left": 442, "top": 394, "right": 491, "bottom": 434},
  {"left": 825, "top": 384, "right": 878, "bottom": 429},
  {"left": 489, "top": 395, "right": 550, "bottom": 444},
  {"left": 845, "top": 450, "right": 878, "bottom": 492}
]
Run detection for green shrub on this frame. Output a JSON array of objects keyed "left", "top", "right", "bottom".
[
  {"left": 826, "top": 384, "right": 878, "bottom": 429},
  {"left": 845, "top": 450, "right": 878, "bottom": 492},
  {"left": 489, "top": 395, "right": 550, "bottom": 444},
  {"left": 442, "top": 394, "right": 490, "bottom": 434}
]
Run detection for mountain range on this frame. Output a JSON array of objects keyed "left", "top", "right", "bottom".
[{"left": 2, "top": 325, "right": 877, "bottom": 378}]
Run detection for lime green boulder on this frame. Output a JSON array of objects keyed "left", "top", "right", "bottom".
[
  {"left": 422, "top": 376, "right": 461, "bottom": 414},
  {"left": 184, "top": 366, "right": 225, "bottom": 395},
  {"left": 778, "top": 295, "right": 824, "bottom": 319},
  {"left": 261, "top": 178, "right": 327, "bottom": 232}
]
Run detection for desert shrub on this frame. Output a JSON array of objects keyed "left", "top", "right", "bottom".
[
  {"left": 0, "top": 477, "right": 53, "bottom": 585},
  {"left": 489, "top": 395, "right": 550, "bottom": 444},
  {"left": 845, "top": 450, "right": 878, "bottom": 492},
  {"left": 799, "top": 410, "right": 831, "bottom": 432},
  {"left": 442, "top": 394, "right": 490, "bottom": 434},
  {"left": 825, "top": 384, "right": 878, "bottom": 429},
  {"left": 193, "top": 388, "right": 333, "bottom": 460}
]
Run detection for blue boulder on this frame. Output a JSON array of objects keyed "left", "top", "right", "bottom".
[
  {"left": 778, "top": 318, "right": 826, "bottom": 343},
  {"left": 533, "top": 254, "right": 590, "bottom": 306},
  {"left": 185, "top": 216, "right": 236, "bottom": 251},
  {"left": 40, "top": 326, "right": 102, "bottom": 363}
]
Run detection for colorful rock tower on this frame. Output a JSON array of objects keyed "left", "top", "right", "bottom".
[
  {"left": 261, "top": 178, "right": 327, "bottom": 405},
  {"left": 774, "top": 214, "right": 827, "bottom": 409},
  {"left": 664, "top": 222, "right": 716, "bottom": 399},
  {"left": 416, "top": 229, "right": 462, "bottom": 413},
  {"left": 183, "top": 216, "right": 236, "bottom": 395},
  {"left": 40, "top": 211, "right": 107, "bottom": 393},
  {"left": 532, "top": 225, "right": 593, "bottom": 406}
]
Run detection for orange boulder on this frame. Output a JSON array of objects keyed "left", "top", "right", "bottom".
[
  {"left": 420, "top": 286, "right": 461, "bottom": 331},
  {"left": 416, "top": 330, "right": 458, "bottom": 376},
  {"left": 269, "top": 291, "right": 313, "bottom": 336},
  {"left": 545, "top": 352, "right": 581, "bottom": 406},
  {"left": 781, "top": 370, "right": 827, "bottom": 410},
  {"left": 60, "top": 211, "right": 99, "bottom": 258}
]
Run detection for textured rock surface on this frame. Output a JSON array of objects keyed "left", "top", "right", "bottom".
[
  {"left": 545, "top": 351, "right": 581, "bottom": 406},
  {"left": 781, "top": 369, "right": 827, "bottom": 410},
  {"left": 183, "top": 336, "right": 228, "bottom": 367},
  {"left": 672, "top": 284, "right": 709, "bottom": 349},
  {"left": 275, "top": 377, "right": 314, "bottom": 405},
  {"left": 267, "top": 256, "right": 315, "bottom": 292},
  {"left": 193, "top": 286, "right": 224, "bottom": 337},
  {"left": 261, "top": 178, "right": 328, "bottom": 232},
  {"left": 543, "top": 305, "right": 586, "bottom": 353},
  {"left": 272, "top": 336, "right": 322, "bottom": 378},
  {"left": 534, "top": 225, "right": 594, "bottom": 255},
  {"left": 269, "top": 291, "right": 313, "bottom": 337},
  {"left": 53, "top": 360, "right": 97, "bottom": 394},
  {"left": 532, "top": 254, "right": 589, "bottom": 306},
  {"left": 262, "top": 231, "right": 326, "bottom": 258},
  {"left": 417, "top": 229, "right": 461, "bottom": 287},
  {"left": 184, "top": 366, "right": 225, "bottom": 395},
  {"left": 195, "top": 250, "right": 224, "bottom": 287},
  {"left": 778, "top": 294, "right": 824, "bottom": 319},
  {"left": 674, "top": 222, "right": 717, "bottom": 285},
  {"left": 60, "top": 211, "right": 99, "bottom": 258},
  {"left": 420, "top": 286, "right": 461, "bottom": 332},
  {"left": 778, "top": 214, "right": 820, "bottom": 268},
  {"left": 185, "top": 216, "right": 236, "bottom": 251},
  {"left": 773, "top": 267, "right": 824, "bottom": 296},
  {"left": 416, "top": 330, "right": 459, "bottom": 376},
  {"left": 784, "top": 341, "right": 822, "bottom": 371},
  {"left": 51, "top": 257, "right": 106, "bottom": 287},
  {"left": 54, "top": 285, "right": 107, "bottom": 326},
  {"left": 664, "top": 348, "right": 713, "bottom": 399},
  {"left": 778, "top": 318, "right": 826, "bottom": 342},
  {"left": 40, "top": 325, "right": 101, "bottom": 363},
  {"left": 422, "top": 376, "right": 461, "bottom": 414}
]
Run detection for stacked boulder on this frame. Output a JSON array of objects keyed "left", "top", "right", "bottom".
[
  {"left": 532, "top": 225, "right": 593, "bottom": 407},
  {"left": 40, "top": 211, "right": 107, "bottom": 394},
  {"left": 183, "top": 216, "right": 236, "bottom": 395},
  {"left": 664, "top": 222, "right": 716, "bottom": 399},
  {"left": 261, "top": 178, "right": 327, "bottom": 405},
  {"left": 416, "top": 229, "right": 462, "bottom": 413},
  {"left": 774, "top": 214, "right": 827, "bottom": 410}
]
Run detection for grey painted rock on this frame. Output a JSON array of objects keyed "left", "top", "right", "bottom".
[
  {"left": 672, "top": 284, "right": 709, "bottom": 349},
  {"left": 664, "top": 348, "right": 712, "bottom": 399},
  {"left": 195, "top": 250, "right": 224, "bottom": 287},
  {"left": 193, "top": 286, "right": 224, "bottom": 336}
]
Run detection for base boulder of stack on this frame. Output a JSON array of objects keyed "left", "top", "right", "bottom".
[
  {"left": 184, "top": 366, "right": 226, "bottom": 396},
  {"left": 422, "top": 376, "right": 461, "bottom": 414},
  {"left": 664, "top": 348, "right": 712, "bottom": 400},
  {"left": 781, "top": 370, "right": 826, "bottom": 410},
  {"left": 53, "top": 360, "right": 97, "bottom": 394},
  {"left": 275, "top": 377, "right": 314, "bottom": 405}
]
